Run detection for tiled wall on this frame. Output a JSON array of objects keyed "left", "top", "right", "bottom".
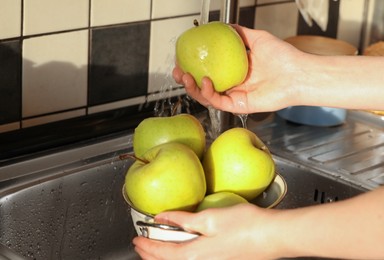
[{"left": 0, "top": 0, "right": 378, "bottom": 158}]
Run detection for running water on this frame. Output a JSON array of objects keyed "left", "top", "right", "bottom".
[
  {"left": 138, "top": 37, "right": 191, "bottom": 117},
  {"left": 236, "top": 113, "right": 248, "bottom": 128},
  {"left": 234, "top": 100, "right": 249, "bottom": 129},
  {"left": 201, "top": 0, "right": 249, "bottom": 137},
  {"left": 199, "top": 0, "right": 224, "bottom": 140}
]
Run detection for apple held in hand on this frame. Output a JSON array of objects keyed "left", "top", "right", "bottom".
[
  {"left": 176, "top": 21, "right": 248, "bottom": 92},
  {"left": 125, "top": 142, "right": 206, "bottom": 215},
  {"left": 203, "top": 128, "right": 275, "bottom": 200},
  {"left": 133, "top": 114, "right": 206, "bottom": 159},
  {"left": 196, "top": 191, "right": 249, "bottom": 212}
]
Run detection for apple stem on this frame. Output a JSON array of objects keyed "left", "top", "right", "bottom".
[
  {"left": 119, "top": 153, "right": 149, "bottom": 164},
  {"left": 193, "top": 19, "right": 199, "bottom": 27}
]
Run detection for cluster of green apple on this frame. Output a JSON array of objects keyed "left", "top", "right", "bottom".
[{"left": 124, "top": 114, "right": 276, "bottom": 216}]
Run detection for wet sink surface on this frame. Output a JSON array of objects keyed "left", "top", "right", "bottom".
[
  {"left": 0, "top": 133, "right": 366, "bottom": 259},
  {"left": 0, "top": 155, "right": 137, "bottom": 260}
]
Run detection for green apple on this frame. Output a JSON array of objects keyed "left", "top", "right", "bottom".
[
  {"left": 133, "top": 114, "right": 206, "bottom": 159},
  {"left": 125, "top": 142, "right": 206, "bottom": 215},
  {"left": 196, "top": 191, "right": 248, "bottom": 212},
  {"left": 176, "top": 21, "right": 248, "bottom": 92},
  {"left": 203, "top": 127, "right": 275, "bottom": 201}
]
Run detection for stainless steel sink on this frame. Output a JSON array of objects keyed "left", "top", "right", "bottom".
[{"left": 0, "top": 125, "right": 368, "bottom": 259}]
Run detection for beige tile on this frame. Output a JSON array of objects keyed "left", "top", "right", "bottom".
[
  {"left": 0, "top": 0, "right": 21, "bottom": 39},
  {"left": 337, "top": 0, "right": 365, "bottom": 49},
  {"left": 148, "top": 15, "right": 199, "bottom": 93},
  {"left": 0, "top": 122, "right": 20, "bottom": 134},
  {"left": 255, "top": 2, "right": 298, "bottom": 39},
  {"left": 88, "top": 96, "right": 146, "bottom": 114},
  {"left": 91, "top": 0, "right": 150, "bottom": 27},
  {"left": 257, "top": 0, "right": 284, "bottom": 4},
  {"left": 22, "top": 30, "right": 88, "bottom": 117},
  {"left": 210, "top": 0, "right": 223, "bottom": 11},
  {"left": 240, "top": 0, "right": 256, "bottom": 7},
  {"left": 23, "top": 0, "right": 88, "bottom": 35},
  {"left": 22, "top": 109, "right": 86, "bottom": 128}
]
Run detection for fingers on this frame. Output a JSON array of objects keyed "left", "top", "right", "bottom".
[
  {"left": 172, "top": 66, "right": 183, "bottom": 84},
  {"left": 155, "top": 209, "right": 223, "bottom": 237},
  {"left": 155, "top": 210, "right": 210, "bottom": 236},
  {"left": 133, "top": 211, "right": 201, "bottom": 260},
  {"left": 133, "top": 236, "right": 180, "bottom": 260},
  {"left": 172, "top": 67, "right": 243, "bottom": 113},
  {"left": 154, "top": 211, "right": 197, "bottom": 232}
]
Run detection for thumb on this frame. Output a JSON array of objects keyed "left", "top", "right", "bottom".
[{"left": 232, "top": 24, "right": 263, "bottom": 50}]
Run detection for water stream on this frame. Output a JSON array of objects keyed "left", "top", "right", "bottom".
[
  {"left": 200, "top": 0, "right": 224, "bottom": 140},
  {"left": 236, "top": 113, "right": 248, "bottom": 128}
]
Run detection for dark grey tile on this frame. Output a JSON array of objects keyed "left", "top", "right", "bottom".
[
  {"left": 0, "top": 41, "right": 21, "bottom": 124},
  {"left": 209, "top": 10, "right": 220, "bottom": 22},
  {"left": 208, "top": 6, "right": 255, "bottom": 27},
  {"left": 239, "top": 6, "right": 256, "bottom": 28},
  {"left": 89, "top": 22, "right": 150, "bottom": 106}
]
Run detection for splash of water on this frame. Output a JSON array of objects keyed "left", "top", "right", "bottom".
[
  {"left": 138, "top": 36, "right": 192, "bottom": 117},
  {"left": 207, "top": 106, "right": 221, "bottom": 139},
  {"left": 234, "top": 101, "right": 248, "bottom": 128},
  {"left": 142, "top": 0, "right": 213, "bottom": 119}
]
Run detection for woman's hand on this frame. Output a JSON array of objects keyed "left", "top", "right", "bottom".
[
  {"left": 175, "top": 25, "right": 384, "bottom": 112},
  {"left": 173, "top": 25, "right": 304, "bottom": 114},
  {"left": 132, "top": 204, "right": 282, "bottom": 260},
  {"left": 133, "top": 187, "right": 384, "bottom": 260}
]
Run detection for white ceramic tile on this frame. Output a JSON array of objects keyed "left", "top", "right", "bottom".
[
  {"left": 255, "top": 2, "right": 298, "bottom": 39},
  {"left": 148, "top": 15, "right": 199, "bottom": 93},
  {"left": 0, "top": 0, "right": 21, "bottom": 39},
  {"left": 91, "top": 0, "right": 150, "bottom": 27},
  {"left": 0, "top": 122, "right": 20, "bottom": 134},
  {"left": 152, "top": 0, "right": 255, "bottom": 20},
  {"left": 88, "top": 96, "right": 146, "bottom": 114},
  {"left": 337, "top": 0, "right": 365, "bottom": 49},
  {"left": 22, "top": 30, "right": 88, "bottom": 117},
  {"left": 22, "top": 109, "right": 86, "bottom": 128},
  {"left": 210, "top": 0, "right": 256, "bottom": 11},
  {"left": 152, "top": 0, "right": 201, "bottom": 19},
  {"left": 23, "top": 0, "right": 88, "bottom": 35}
]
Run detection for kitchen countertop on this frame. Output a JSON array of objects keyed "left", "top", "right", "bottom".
[{"left": 245, "top": 110, "right": 384, "bottom": 190}]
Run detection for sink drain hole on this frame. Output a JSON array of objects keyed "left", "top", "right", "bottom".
[{"left": 314, "top": 189, "right": 339, "bottom": 204}]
